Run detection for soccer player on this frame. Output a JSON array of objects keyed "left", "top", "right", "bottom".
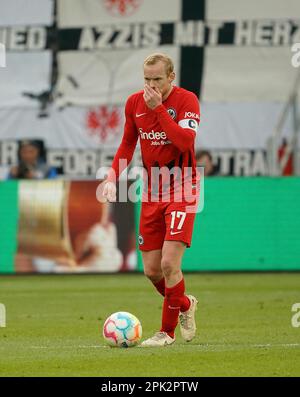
[{"left": 102, "top": 53, "right": 200, "bottom": 347}]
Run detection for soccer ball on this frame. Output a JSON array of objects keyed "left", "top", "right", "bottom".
[{"left": 103, "top": 311, "right": 142, "bottom": 348}]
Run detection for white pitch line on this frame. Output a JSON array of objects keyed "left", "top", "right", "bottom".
[
  {"left": 30, "top": 345, "right": 109, "bottom": 349},
  {"left": 253, "top": 343, "right": 300, "bottom": 348},
  {"left": 29, "top": 343, "right": 300, "bottom": 350},
  {"left": 191, "top": 343, "right": 300, "bottom": 347},
  {"left": 191, "top": 343, "right": 300, "bottom": 349}
]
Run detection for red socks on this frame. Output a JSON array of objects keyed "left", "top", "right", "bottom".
[
  {"left": 153, "top": 278, "right": 165, "bottom": 296},
  {"left": 159, "top": 278, "right": 191, "bottom": 338}
]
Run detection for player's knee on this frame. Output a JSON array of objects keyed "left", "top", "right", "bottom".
[
  {"left": 144, "top": 268, "right": 162, "bottom": 283},
  {"left": 161, "top": 257, "right": 176, "bottom": 278}
]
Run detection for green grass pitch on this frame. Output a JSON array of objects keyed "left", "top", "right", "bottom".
[{"left": 0, "top": 273, "right": 299, "bottom": 377}]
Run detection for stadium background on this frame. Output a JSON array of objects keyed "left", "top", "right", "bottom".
[{"left": 0, "top": 0, "right": 299, "bottom": 274}]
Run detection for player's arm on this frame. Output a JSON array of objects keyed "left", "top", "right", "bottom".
[
  {"left": 103, "top": 98, "right": 138, "bottom": 201},
  {"left": 153, "top": 104, "right": 198, "bottom": 152}
]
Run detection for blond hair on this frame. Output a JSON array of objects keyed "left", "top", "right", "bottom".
[{"left": 143, "top": 53, "right": 174, "bottom": 76}]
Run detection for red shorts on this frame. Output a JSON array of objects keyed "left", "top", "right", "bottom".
[{"left": 138, "top": 199, "right": 197, "bottom": 251}]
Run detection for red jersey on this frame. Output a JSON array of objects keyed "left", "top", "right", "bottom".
[{"left": 109, "top": 86, "right": 200, "bottom": 200}]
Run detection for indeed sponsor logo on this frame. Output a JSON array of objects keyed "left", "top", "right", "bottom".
[
  {"left": 139, "top": 128, "right": 167, "bottom": 140},
  {"left": 184, "top": 112, "right": 199, "bottom": 119}
]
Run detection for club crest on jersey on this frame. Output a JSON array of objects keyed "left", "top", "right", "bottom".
[
  {"left": 138, "top": 235, "right": 144, "bottom": 245},
  {"left": 167, "top": 108, "right": 176, "bottom": 120}
]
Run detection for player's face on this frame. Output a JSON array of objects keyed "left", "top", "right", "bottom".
[{"left": 144, "top": 61, "right": 175, "bottom": 99}]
